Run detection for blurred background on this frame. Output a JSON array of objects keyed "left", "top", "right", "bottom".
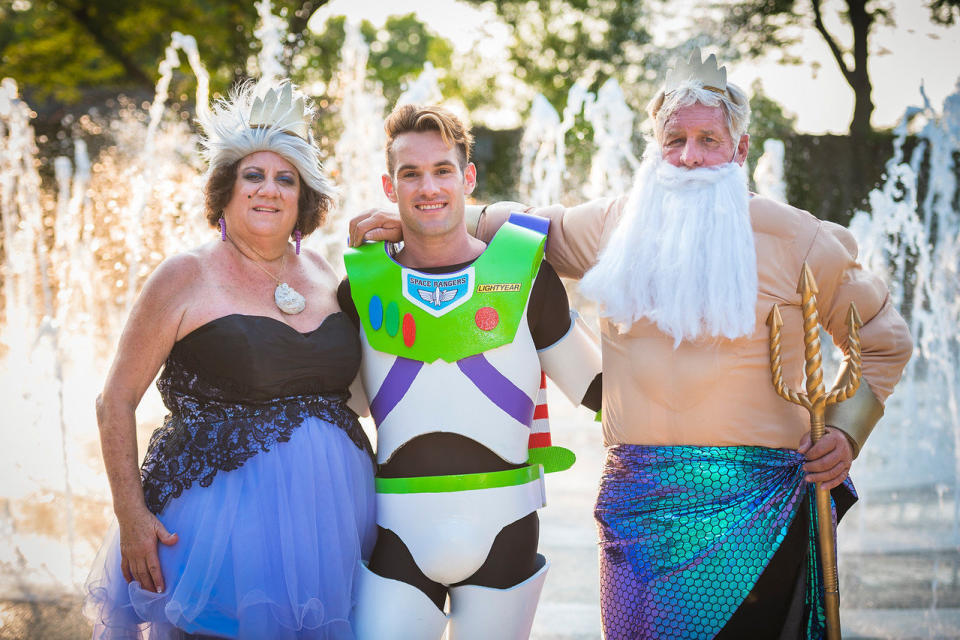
[{"left": 1, "top": 0, "right": 959, "bottom": 637}]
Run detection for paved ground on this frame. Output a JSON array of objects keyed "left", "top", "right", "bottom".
[{"left": 3, "top": 399, "right": 960, "bottom": 639}]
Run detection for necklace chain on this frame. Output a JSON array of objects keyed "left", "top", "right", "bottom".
[
  {"left": 225, "top": 231, "right": 286, "bottom": 285},
  {"left": 223, "top": 229, "right": 306, "bottom": 315}
]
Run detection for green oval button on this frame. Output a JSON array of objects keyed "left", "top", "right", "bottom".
[{"left": 384, "top": 301, "right": 400, "bottom": 337}]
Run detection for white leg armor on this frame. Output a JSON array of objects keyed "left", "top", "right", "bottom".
[
  {"left": 376, "top": 471, "right": 546, "bottom": 585},
  {"left": 446, "top": 555, "right": 550, "bottom": 640},
  {"left": 351, "top": 561, "right": 448, "bottom": 640}
]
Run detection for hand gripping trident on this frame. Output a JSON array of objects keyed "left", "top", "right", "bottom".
[{"left": 766, "top": 262, "right": 862, "bottom": 640}]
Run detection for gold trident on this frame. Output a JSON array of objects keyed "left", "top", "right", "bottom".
[{"left": 766, "top": 262, "right": 862, "bottom": 640}]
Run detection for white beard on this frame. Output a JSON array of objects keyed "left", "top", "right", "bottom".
[{"left": 579, "top": 151, "right": 757, "bottom": 346}]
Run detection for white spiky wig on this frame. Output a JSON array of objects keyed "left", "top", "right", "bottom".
[{"left": 197, "top": 78, "right": 335, "bottom": 201}]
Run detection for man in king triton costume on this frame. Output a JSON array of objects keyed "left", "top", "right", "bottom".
[
  {"left": 350, "top": 50, "right": 913, "bottom": 639},
  {"left": 339, "top": 104, "right": 602, "bottom": 639}
]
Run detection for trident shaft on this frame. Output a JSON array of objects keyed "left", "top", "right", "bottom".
[{"left": 766, "top": 262, "right": 862, "bottom": 640}]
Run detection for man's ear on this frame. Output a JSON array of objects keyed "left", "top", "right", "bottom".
[
  {"left": 382, "top": 174, "right": 398, "bottom": 203},
  {"left": 463, "top": 163, "right": 477, "bottom": 195},
  {"left": 734, "top": 134, "right": 750, "bottom": 166}
]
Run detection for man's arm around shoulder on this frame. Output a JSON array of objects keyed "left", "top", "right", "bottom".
[{"left": 477, "top": 197, "right": 625, "bottom": 280}]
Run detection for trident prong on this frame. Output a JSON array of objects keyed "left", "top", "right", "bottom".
[
  {"left": 826, "top": 305, "right": 863, "bottom": 406},
  {"left": 798, "top": 262, "right": 826, "bottom": 414},
  {"left": 766, "top": 261, "right": 863, "bottom": 640},
  {"left": 766, "top": 304, "right": 807, "bottom": 409}
]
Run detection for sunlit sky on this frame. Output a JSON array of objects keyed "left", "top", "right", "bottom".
[{"left": 310, "top": 0, "right": 960, "bottom": 134}]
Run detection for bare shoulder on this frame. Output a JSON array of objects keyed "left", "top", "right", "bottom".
[
  {"left": 141, "top": 248, "right": 205, "bottom": 300},
  {"left": 301, "top": 246, "right": 338, "bottom": 279},
  {"left": 106, "top": 246, "right": 210, "bottom": 385},
  {"left": 128, "top": 245, "right": 213, "bottom": 334}
]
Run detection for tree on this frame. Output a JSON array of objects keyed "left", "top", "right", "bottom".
[
  {"left": 927, "top": 0, "right": 960, "bottom": 24},
  {"left": 293, "top": 14, "right": 458, "bottom": 123},
  {"left": 461, "top": 0, "right": 656, "bottom": 113},
  {"left": 747, "top": 78, "right": 798, "bottom": 169},
  {"left": 710, "top": 0, "right": 960, "bottom": 137},
  {"left": 0, "top": 0, "right": 329, "bottom": 106}
]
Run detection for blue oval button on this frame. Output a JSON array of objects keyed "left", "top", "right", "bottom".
[{"left": 368, "top": 295, "right": 384, "bottom": 330}]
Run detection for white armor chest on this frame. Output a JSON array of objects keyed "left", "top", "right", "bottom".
[{"left": 360, "top": 311, "right": 541, "bottom": 465}]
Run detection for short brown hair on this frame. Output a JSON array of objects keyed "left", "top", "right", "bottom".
[
  {"left": 203, "top": 160, "right": 332, "bottom": 237},
  {"left": 384, "top": 104, "right": 473, "bottom": 174}
]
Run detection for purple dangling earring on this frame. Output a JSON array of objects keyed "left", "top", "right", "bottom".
[
  {"left": 219, "top": 215, "right": 226, "bottom": 242},
  {"left": 295, "top": 228, "right": 302, "bottom": 255}
]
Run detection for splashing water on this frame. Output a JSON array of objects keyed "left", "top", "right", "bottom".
[
  {"left": 583, "top": 78, "right": 640, "bottom": 200},
  {"left": 0, "top": 31, "right": 211, "bottom": 595},
  {"left": 841, "top": 81, "right": 960, "bottom": 559},
  {"left": 753, "top": 138, "right": 787, "bottom": 202},
  {"left": 519, "top": 81, "right": 593, "bottom": 207},
  {"left": 395, "top": 62, "right": 443, "bottom": 108},
  {"left": 254, "top": 0, "right": 288, "bottom": 83},
  {"left": 321, "top": 19, "right": 390, "bottom": 263},
  {"left": 521, "top": 78, "right": 640, "bottom": 206}
]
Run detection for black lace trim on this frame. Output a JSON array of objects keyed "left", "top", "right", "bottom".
[{"left": 141, "top": 356, "right": 373, "bottom": 514}]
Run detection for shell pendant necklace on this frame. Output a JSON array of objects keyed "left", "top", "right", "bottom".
[{"left": 226, "top": 233, "right": 306, "bottom": 315}]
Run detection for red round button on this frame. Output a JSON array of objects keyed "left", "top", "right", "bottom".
[
  {"left": 475, "top": 306, "right": 499, "bottom": 331},
  {"left": 402, "top": 313, "right": 416, "bottom": 347}
]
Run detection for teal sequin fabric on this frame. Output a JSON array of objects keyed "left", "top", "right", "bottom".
[{"left": 595, "top": 444, "right": 854, "bottom": 639}]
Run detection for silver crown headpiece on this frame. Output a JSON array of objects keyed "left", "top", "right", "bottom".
[
  {"left": 249, "top": 82, "right": 310, "bottom": 139},
  {"left": 197, "top": 79, "right": 334, "bottom": 199},
  {"left": 664, "top": 47, "right": 728, "bottom": 96}
]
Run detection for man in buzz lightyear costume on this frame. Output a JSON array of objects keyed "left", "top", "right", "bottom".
[
  {"left": 337, "top": 103, "right": 602, "bottom": 639},
  {"left": 350, "top": 50, "right": 913, "bottom": 638}
]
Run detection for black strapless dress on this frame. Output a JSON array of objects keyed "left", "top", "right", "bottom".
[{"left": 84, "top": 313, "right": 376, "bottom": 640}]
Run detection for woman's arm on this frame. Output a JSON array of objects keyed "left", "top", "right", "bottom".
[{"left": 96, "top": 252, "right": 197, "bottom": 593}]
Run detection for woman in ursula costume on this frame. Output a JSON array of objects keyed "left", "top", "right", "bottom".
[{"left": 83, "top": 79, "right": 376, "bottom": 639}]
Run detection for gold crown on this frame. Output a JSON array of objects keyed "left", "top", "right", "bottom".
[
  {"left": 248, "top": 82, "right": 310, "bottom": 139},
  {"left": 664, "top": 47, "right": 727, "bottom": 95}
]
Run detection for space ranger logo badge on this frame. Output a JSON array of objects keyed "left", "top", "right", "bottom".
[{"left": 401, "top": 266, "right": 474, "bottom": 317}]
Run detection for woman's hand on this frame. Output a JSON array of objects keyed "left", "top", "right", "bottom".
[{"left": 117, "top": 506, "right": 178, "bottom": 593}]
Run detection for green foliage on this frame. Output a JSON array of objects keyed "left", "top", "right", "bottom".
[
  {"left": 928, "top": 0, "right": 960, "bottom": 24},
  {"left": 360, "top": 14, "right": 454, "bottom": 107},
  {"left": 464, "top": 0, "right": 655, "bottom": 113},
  {"left": 292, "top": 13, "right": 458, "bottom": 106},
  {"left": 472, "top": 126, "right": 523, "bottom": 201},
  {"left": 1, "top": 3, "right": 117, "bottom": 103},
  {"left": 0, "top": 0, "right": 319, "bottom": 106},
  {"left": 783, "top": 131, "right": 899, "bottom": 223},
  {"left": 747, "top": 79, "right": 797, "bottom": 170},
  {"left": 709, "top": 0, "right": 805, "bottom": 62}
]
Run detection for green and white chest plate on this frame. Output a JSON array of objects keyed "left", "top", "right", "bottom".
[
  {"left": 343, "top": 221, "right": 545, "bottom": 364},
  {"left": 343, "top": 219, "right": 548, "bottom": 465}
]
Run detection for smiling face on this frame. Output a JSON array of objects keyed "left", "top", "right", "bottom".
[
  {"left": 659, "top": 103, "right": 749, "bottom": 168},
  {"left": 222, "top": 151, "right": 301, "bottom": 241},
  {"left": 382, "top": 130, "right": 477, "bottom": 242}
]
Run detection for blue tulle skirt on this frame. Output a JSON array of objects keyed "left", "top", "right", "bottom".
[{"left": 84, "top": 416, "right": 377, "bottom": 639}]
